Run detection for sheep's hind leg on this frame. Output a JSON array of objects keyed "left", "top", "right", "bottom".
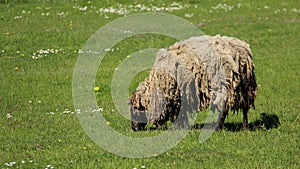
[
  {"left": 243, "top": 108, "right": 249, "bottom": 129},
  {"left": 216, "top": 111, "right": 227, "bottom": 130}
]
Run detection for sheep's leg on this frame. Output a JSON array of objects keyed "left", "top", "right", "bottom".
[
  {"left": 174, "top": 112, "right": 189, "bottom": 129},
  {"left": 182, "top": 112, "right": 190, "bottom": 129},
  {"left": 243, "top": 108, "right": 249, "bottom": 129},
  {"left": 156, "top": 119, "right": 167, "bottom": 130},
  {"left": 216, "top": 110, "right": 227, "bottom": 130}
]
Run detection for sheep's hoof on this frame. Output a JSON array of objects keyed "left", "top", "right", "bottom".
[
  {"left": 215, "top": 125, "right": 223, "bottom": 131},
  {"left": 215, "top": 120, "right": 224, "bottom": 131},
  {"left": 243, "top": 124, "right": 248, "bottom": 130}
]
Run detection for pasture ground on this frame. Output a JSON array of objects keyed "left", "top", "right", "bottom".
[{"left": 0, "top": 0, "right": 299, "bottom": 168}]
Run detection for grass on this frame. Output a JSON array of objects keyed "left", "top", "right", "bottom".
[{"left": 1, "top": 0, "right": 299, "bottom": 168}]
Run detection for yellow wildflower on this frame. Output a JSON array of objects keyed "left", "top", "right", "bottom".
[{"left": 94, "top": 86, "right": 100, "bottom": 92}]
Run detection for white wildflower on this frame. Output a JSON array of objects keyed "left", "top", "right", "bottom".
[
  {"left": 14, "top": 15, "right": 22, "bottom": 19},
  {"left": 46, "top": 112, "right": 55, "bottom": 115},
  {"left": 184, "top": 13, "right": 194, "bottom": 18},
  {"left": 78, "top": 49, "right": 84, "bottom": 53},
  {"left": 57, "top": 12, "right": 65, "bottom": 16},
  {"left": 75, "top": 109, "right": 81, "bottom": 114},
  {"left": 123, "top": 30, "right": 132, "bottom": 34},
  {"left": 291, "top": 8, "right": 300, "bottom": 13},
  {"left": 45, "top": 164, "right": 54, "bottom": 169},
  {"left": 6, "top": 114, "right": 12, "bottom": 119},
  {"left": 30, "top": 48, "right": 62, "bottom": 60},
  {"left": 97, "top": 2, "right": 189, "bottom": 16},
  {"left": 92, "top": 108, "right": 103, "bottom": 113},
  {"left": 79, "top": 6, "right": 88, "bottom": 11},
  {"left": 63, "top": 109, "right": 71, "bottom": 114},
  {"left": 5, "top": 161, "right": 16, "bottom": 167}
]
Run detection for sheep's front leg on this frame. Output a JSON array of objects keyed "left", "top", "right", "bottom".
[{"left": 173, "top": 111, "right": 190, "bottom": 129}]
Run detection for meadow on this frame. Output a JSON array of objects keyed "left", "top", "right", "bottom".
[{"left": 0, "top": 0, "right": 299, "bottom": 168}]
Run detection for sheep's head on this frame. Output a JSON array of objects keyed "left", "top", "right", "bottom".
[
  {"left": 130, "top": 107, "right": 147, "bottom": 131},
  {"left": 129, "top": 94, "right": 148, "bottom": 131}
]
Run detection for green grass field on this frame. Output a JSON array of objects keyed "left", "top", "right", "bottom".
[{"left": 1, "top": 0, "right": 299, "bottom": 168}]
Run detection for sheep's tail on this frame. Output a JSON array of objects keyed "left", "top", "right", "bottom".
[{"left": 220, "top": 35, "right": 257, "bottom": 112}]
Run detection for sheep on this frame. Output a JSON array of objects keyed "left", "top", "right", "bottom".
[{"left": 129, "top": 35, "right": 257, "bottom": 131}]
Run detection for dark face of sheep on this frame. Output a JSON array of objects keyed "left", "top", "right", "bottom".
[
  {"left": 129, "top": 93, "right": 148, "bottom": 131},
  {"left": 130, "top": 108, "right": 147, "bottom": 131}
]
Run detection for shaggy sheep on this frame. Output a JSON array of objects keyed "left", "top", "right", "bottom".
[{"left": 129, "top": 35, "right": 257, "bottom": 131}]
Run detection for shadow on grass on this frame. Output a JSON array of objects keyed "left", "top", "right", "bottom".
[{"left": 192, "top": 112, "right": 280, "bottom": 132}]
